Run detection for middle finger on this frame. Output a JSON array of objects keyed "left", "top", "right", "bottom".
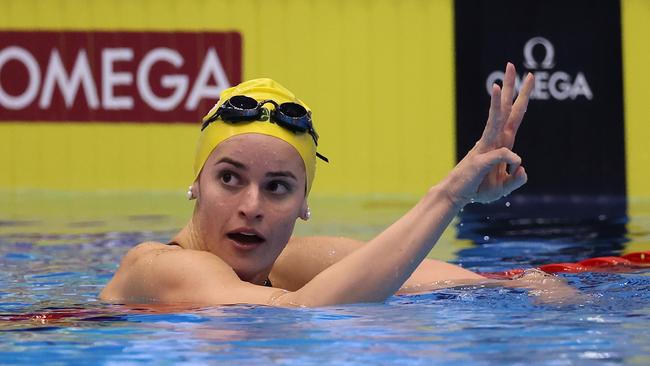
[{"left": 501, "top": 62, "right": 516, "bottom": 119}]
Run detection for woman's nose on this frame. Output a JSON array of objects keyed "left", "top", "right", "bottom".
[{"left": 238, "top": 186, "right": 264, "bottom": 220}]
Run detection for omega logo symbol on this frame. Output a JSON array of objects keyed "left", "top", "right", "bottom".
[
  {"left": 486, "top": 36, "right": 593, "bottom": 101},
  {"left": 523, "top": 37, "right": 555, "bottom": 69}
]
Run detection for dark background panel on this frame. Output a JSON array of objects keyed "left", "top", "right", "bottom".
[{"left": 454, "top": 0, "right": 625, "bottom": 222}]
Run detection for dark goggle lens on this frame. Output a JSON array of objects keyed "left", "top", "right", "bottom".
[
  {"left": 274, "top": 103, "right": 311, "bottom": 133},
  {"left": 228, "top": 95, "right": 258, "bottom": 110},
  {"left": 278, "top": 102, "right": 307, "bottom": 118},
  {"left": 217, "top": 95, "right": 262, "bottom": 122}
]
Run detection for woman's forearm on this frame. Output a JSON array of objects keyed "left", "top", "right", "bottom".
[
  {"left": 274, "top": 64, "right": 534, "bottom": 307},
  {"left": 274, "top": 237, "right": 484, "bottom": 292},
  {"left": 281, "top": 184, "right": 461, "bottom": 306}
]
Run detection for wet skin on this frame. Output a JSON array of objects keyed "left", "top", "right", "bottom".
[
  {"left": 101, "top": 64, "right": 580, "bottom": 306},
  {"left": 187, "top": 133, "right": 309, "bottom": 284}
]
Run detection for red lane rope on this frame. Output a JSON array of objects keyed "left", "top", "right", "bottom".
[{"left": 481, "top": 250, "right": 650, "bottom": 279}]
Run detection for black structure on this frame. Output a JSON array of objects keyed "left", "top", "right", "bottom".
[{"left": 454, "top": 0, "right": 626, "bottom": 227}]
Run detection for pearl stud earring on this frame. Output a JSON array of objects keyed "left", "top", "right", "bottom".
[{"left": 186, "top": 185, "right": 195, "bottom": 200}]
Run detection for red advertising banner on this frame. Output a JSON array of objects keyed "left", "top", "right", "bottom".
[{"left": 0, "top": 31, "right": 242, "bottom": 123}]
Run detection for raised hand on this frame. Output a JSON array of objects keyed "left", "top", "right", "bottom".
[{"left": 441, "top": 63, "right": 535, "bottom": 207}]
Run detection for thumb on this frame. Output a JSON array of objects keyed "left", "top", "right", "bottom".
[
  {"left": 503, "top": 166, "right": 528, "bottom": 196},
  {"left": 478, "top": 147, "right": 522, "bottom": 176}
]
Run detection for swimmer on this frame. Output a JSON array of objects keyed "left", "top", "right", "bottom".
[{"left": 101, "top": 63, "right": 573, "bottom": 306}]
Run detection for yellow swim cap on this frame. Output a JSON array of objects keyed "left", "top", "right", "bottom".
[{"left": 193, "top": 78, "right": 318, "bottom": 194}]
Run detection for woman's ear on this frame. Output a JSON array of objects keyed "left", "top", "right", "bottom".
[{"left": 299, "top": 200, "right": 311, "bottom": 221}]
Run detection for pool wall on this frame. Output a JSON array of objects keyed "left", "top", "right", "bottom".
[{"left": 0, "top": 0, "right": 649, "bottom": 199}]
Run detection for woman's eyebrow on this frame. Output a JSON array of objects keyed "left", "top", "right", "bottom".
[
  {"left": 266, "top": 171, "right": 297, "bottom": 180},
  {"left": 215, "top": 157, "right": 246, "bottom": 169},
  {"left": 216, "top": 158, "right": 296, "bottom": 180}
]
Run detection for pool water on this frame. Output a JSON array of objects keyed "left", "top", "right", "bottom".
[{"left": 1, "top": 192, "right": 649, "bottom": 365}]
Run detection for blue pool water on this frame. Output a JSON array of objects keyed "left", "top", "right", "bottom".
[{"left": 1, "top": 196, "right": 649, "bottom": 365}]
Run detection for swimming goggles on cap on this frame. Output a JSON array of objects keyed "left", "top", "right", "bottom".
[{"left": 201, "top": 95, "right": 328, "bottom": 162}]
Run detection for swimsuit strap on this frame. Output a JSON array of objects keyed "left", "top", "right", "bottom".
[{"left": 166, "top": 241, "right": 273, "bottom": 287}]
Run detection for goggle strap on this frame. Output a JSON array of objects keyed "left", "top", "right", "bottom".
[{"left": 201, "top": 113, "right": 219, "bottom": 131}]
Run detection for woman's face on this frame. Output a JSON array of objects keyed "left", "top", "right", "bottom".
[{"left": 193, "top": 133, "right": 307, "bottom": 282}]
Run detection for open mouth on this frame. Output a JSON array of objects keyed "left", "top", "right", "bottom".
[{"left": 227, "top": 232, "right": 265, "bottom": 245}]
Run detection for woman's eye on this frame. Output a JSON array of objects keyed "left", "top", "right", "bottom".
[
  {"left": 219, "top": 171, "right": 240, "bottom": 186},
  {"left": 266, "top": 181, "right": 291, "bottom": 195}
]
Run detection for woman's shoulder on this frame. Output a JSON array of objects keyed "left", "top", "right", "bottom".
[
  {"left": 120, "top": 241, "right": 231, "bottom": 274},
  {"left": 118, "top": 241, "right": 180, "bottom": 267},
  {"left": 101, "top": 241, "right": 238, "bottom": 303}
]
